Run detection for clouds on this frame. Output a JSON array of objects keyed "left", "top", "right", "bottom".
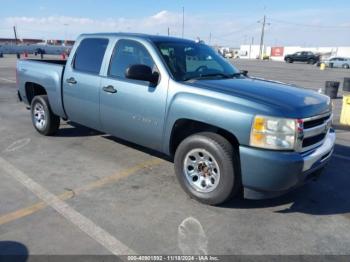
[
  {"left": 0, "top": 8, "right": 349, "bottom": 47},
  {"left": 1, "top": 11, "right": 257, "bottom": 46},
  {"left": 1, "top": 12, "right": 184, "bottom": 40}
]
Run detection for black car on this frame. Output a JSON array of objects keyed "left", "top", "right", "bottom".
[{"left": 284, "top": 51, "right": 320, "bottom": 64}]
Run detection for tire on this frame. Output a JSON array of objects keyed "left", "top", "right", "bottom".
[
  {"left": 31, "top": 95, "right": 60, "bottom": 136},
  {"left": 308, "top": 59, "right": 315, "bottom": 64},
  {"left": 343, "top": 64, "right": 349, "bottom": 69},
  {"left": 286, "top": 58, "right": 292, "bottom": 63},
  {"left": 174, "top": 132, "right": 241, "bottom": 205}
]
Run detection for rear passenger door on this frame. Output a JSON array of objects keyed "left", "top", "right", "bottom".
[{"left": 63, "top": 38, "right": 109, "bottom": 130}]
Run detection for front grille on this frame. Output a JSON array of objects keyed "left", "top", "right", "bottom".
[
  {"left": 303, "top": 115, "right": 330, "bottom": 129},
  {"left": 302, "top": 133, "right": 326, "bottom": 148},
  {"left": 300, "top": 112, "right": 332, "bottom": 152}
]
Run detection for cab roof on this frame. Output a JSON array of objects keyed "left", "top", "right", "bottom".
[{"left": 79, "top": 32, "right": 197, "bottom": 44}]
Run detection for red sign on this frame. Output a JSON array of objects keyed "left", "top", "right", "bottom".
[{"left": 271, "top": 47, "right": 284, "bottom": 57}]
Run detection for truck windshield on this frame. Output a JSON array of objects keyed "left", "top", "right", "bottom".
[{"left": 154, "top": 41, "right": 239, "bottom": 81}]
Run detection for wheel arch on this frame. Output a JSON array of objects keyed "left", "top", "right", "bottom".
[
  {"left": 169, "top": 118, "right": 240, "bottom": 157},
  {"left": 25, "top": 82, "right": 47, "bottom": 105}
]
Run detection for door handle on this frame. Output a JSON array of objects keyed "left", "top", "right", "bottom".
[
  {"left": 66, "top": 77, "right": 77, "bottom": 84},
  {"left": 103, "top": 85, "right": 117, "bottom": 94}
]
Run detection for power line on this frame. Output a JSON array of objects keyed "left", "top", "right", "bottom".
[
  {"left": 212, "top": 21, "right": 259, "bottom": 41},
  {"left": 269, "top": 18, "right": 350, "bottom": 29}
]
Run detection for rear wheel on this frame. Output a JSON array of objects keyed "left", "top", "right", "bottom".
[
  {"left": 174, "top": 132, "right": 241, "bottom": 205},
  {"left": 31, "top": 95, "right": 60, "bottom": 136},
  {"left": 343, "top": 64, "right": 349, "bottom": 69}
]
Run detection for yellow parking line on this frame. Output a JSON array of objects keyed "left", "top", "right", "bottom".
[
  {"left": 0, "top": 191, "right": 73, "bottom": 225},
  {"left": 0, "top": 158, "right": 163, "bottom": 226}
]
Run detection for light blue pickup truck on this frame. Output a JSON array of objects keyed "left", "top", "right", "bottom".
[{"left": 17, "top": 33, "right": 335, "bottom": 205}]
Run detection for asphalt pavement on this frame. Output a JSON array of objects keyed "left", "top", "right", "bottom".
[{"left": 0, "top": 55, "right": 349, "bottom": 257}]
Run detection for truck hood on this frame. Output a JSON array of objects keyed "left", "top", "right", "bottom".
[{"left": 186, "top": 77, "right": 331, "bottom": 118}]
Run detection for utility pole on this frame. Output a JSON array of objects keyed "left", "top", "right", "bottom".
[
  {"left": 209, "top": 32, "right": 212, "bottom": 45},
  {"left": 259, "top": 15, "right": 266, "bottom": 59},
  {"left": 249, "top": 36, "right": 254, "bottom": 59},
  {"left": 13, "top": 26, "right": 18, "bottom": 45},
  {"left": 167, "top": 27, "right": 170, "bottom": 36},
  {"left": 182, "top": 6, "right": 185, "bottom": 38}
]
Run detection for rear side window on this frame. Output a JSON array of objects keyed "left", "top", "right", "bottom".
[{"left": 73, "top": 38, "right": 109, "bottom": 74}]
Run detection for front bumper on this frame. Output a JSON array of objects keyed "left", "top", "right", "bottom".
[{"left": 239, "top": 129, "right": 335, "bottom": 199}]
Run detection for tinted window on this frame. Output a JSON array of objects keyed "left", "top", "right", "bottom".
[
  {"left": 155, "top": 41, "right": 238, "bottom": 81},
  {"left": 109, "top": 39, "right": 155, "bottom": 79},
  {"left": 73, "top": 38, "right": 109, "bottom": 74}
]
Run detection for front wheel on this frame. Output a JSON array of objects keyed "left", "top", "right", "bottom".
[
  {"left": 31, "top": 95, "right": 60, "bottom": 136},
  {"left": 174, "top": 132, "right": 241, "bottom": 205},
  {"left": 343, "top": 64, "right": 349, "bottom": 69}
]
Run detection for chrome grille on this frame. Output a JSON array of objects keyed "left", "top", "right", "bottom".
[{"left": 298, "top": 112, "right": 332, "bottom": 152}]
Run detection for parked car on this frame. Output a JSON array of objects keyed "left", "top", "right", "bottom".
[
  {"left": 323, "top": 57, "right": 350, "bottom": 69},
  {"left": 284, "top": 51, "right": 320, "bottom": 64},
  {"left": 224, "top": 52, "right": 233, "bottom": 59},
  {"left": 17, "top": 33, "right": 335, "bottom": 205}
]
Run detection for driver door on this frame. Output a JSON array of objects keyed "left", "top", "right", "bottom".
[{"left": 100, "top": 39, "right": 167, "bottom": 151}]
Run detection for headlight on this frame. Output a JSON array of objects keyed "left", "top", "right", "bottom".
[{"left": 250, "top": 115, "right": 297, "bottom": 150}]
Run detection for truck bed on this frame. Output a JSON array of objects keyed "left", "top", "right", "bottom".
[
  {"left": 17, "top": 59, "right": 67, "bottom": 118},
  {"left": 24, "top": 59, "right": 67, "bottom": 65}
]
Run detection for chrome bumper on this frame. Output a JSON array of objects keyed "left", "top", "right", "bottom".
[{"left": 302, "top": 130, "right": 336, "bottom": 172}]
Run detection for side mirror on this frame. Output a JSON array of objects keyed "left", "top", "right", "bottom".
[{"left": 125, "top": 64, "right": 159, "bottom": 84}]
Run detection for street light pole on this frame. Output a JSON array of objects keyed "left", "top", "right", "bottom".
[
  {"left": 63, "top": 23, "right": 69, "bottom": 45},
  {"left": 182, "top": 7, "right": 185, "bottom": 38},
  {"left": 249, "top": 36, "right": 254, "bottom": 59}
]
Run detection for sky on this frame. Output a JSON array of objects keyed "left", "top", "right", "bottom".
[{"left": 0, "top": 0, "right": 349, "bottom": 47}]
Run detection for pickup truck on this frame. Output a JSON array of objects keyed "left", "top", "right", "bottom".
[
  {"left": 284, "top": 51, "right": 320, "bottom": 64},
  {"left": 17, "top": 33, "right": 335, "bottom": 205}
]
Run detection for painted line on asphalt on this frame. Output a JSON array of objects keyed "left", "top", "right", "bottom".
[
  {"left": 0, "top": 157, "right": 163, "bottom": 255},
  {"left": 0, "top": 158, "right": 163, "bottom": 226},
  {"left": 0, "top": 77, "right": 16, "bottom": 83},
  {"left": 333, "top": 154, "right": 350, "bottom": 161},
  {"left": 0, "top": 158, "right": 162, "bottom": 223},
  {"left": 0, "top": 191, "right": 73, "bottom": 226}
]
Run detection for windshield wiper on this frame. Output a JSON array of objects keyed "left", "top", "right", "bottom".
[
  {"left": 184, "top": 71, "right": 247, "bottom": 81},
  {"left": 184, "top": 73, "right": 231, "bottom": 81}
]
